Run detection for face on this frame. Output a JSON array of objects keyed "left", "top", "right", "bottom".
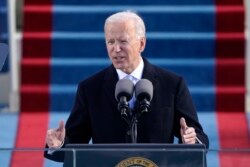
[{"left": 105, "top": 20, "right": 146, "bottom": 74}]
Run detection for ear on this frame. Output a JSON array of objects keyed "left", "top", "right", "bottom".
[{"left": 139, "top": 37, "right": 146, "bottom": 53}]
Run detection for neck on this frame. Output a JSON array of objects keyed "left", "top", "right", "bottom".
[{"left": 124, "top": 56, "right": 142, "bottom": 74}]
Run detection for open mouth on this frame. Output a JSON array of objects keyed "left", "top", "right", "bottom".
[{"left": 114, "top": 56, "right": 125, "bottom": 62}]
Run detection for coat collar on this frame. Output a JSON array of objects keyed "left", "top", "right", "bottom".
[
  {"left": 141, "top": 57, "right": 157, "bottom": 84},
  {"left": 103, "top": 65, "right": 119, "bottom": 109}
]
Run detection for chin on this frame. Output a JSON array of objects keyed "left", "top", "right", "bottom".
[
  {"left": 113, "top": 63, "right": 125, "bottom": 69},
  {"left": 115, "top": 66, "right": 124, "bottom": 71}
]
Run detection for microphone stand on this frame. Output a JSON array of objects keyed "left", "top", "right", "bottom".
[
  {"left": 117, "top": 97, "right": 136, "bottom": 143},
  {"left": 130, "top": 99, "right": 151, "bottom": 143},
  {"left": 130, "top": 114, "right": 138, "bottom": 143},
  {"left": 118, "top": 99, "right": 150, "bottom": 144}
]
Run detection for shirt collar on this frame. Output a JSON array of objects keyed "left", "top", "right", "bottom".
[{"left": 116, "top": 57, "right": 144, "bottom": 80}]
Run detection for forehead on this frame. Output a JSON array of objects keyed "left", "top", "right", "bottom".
[{"left": 105, "top": 20, "right": 136, "bottom": 37}]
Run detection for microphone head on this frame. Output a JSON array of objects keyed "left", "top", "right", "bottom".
[
  {"left": 135, "top": 79, "right": 153, "bottom": 101},
  {"left": 115, "top": 79, "right": 134, "bottom": 101}
]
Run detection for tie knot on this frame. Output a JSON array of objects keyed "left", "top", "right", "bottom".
[
  {"left": 124, "top": 75, "right": 136, "bottom": 84},
  {"left": 124, "top": 75, "right": 133, "bottom": 80}
]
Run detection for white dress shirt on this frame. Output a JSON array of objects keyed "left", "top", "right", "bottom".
[
  {"left": 116, "top": 57, "right": 144, "bottom": 108},
  {"left": 116, "top": 56, "right": 144, "bottom": 83}
]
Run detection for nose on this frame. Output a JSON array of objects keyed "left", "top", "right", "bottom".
[{"left": 114, "top": 43, "right": 121, "bottom": 52}]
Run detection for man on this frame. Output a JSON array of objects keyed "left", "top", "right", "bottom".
[{"left": 44, "top": 11, "right": 209, "bottom": 162}]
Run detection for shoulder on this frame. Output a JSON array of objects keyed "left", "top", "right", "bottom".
[
  {"left": 144, "top": 58, "right": 183, "bottom": 82},
  {"left": 155, "top": 65, "right": 181, "bottom": 80},
  {"left": 154, "top": 65, "right": 187, "bottom": 89},
  {"left": 143, "top": 58, "right": 189, "bottom": 94}
]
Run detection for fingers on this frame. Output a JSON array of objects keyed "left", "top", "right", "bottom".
[
  {"left": 180, "top": 117, "right": 196, "bottom": 144},
  {"left": 46, "top": 120, "right": 65, "bottom": 148},
  {"left": 46, "top": 129, "right": 64, "bottom": 148},
  {"left": 47, "top": 137, "right": 63, "bottom": 148},
  {"left": 46, "top": 129, "right": 62, "bottom": 148},
  {"left": 57, "top": 120, "right": 65, "bottom": 132},
  {"left": 180, "top": 117, "right": 187, "bottom": 131},
  {"left": 57, "top": 120, "right": 65, "bottom": 141},
  {"left": 181, "top": 127, "right": 196, "bottom": 144}
]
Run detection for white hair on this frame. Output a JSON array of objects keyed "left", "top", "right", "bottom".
[{"left": 104, "top": 10, "right": 146, "bottom": 37}]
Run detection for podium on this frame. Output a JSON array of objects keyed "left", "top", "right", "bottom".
[{"left": 63, "top": 144, "right": 206, "bottom": 167}]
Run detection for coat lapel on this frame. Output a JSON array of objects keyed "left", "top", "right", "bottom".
[
  {"left": 142, "top": 57, "right": 158, "bottom": 86},
  {"left": 103, "top": 65, "right": 119, "bottom": 109}
]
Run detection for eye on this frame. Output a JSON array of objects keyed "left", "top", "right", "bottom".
[
  {"left": 107, "top": 39, "right": 115, "bottom": 45},
  {"left": 121, "top": 40, "right": 128, "bottom": 44}
]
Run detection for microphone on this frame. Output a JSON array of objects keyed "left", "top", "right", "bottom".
[
  {"left": 0, "top": 43, "right": 9, "bottom": 71},
  {"left": 115, "top": 79, "right": 134, "bottom": 122},
  {"left": 135, "top": 79, "right": 153, "bottom": 114}
]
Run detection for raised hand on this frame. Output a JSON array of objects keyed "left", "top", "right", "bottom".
[
  {"left": 46, "top": 120, "right": 65, "bottom": 148},
  {"left": 180, "top": 117, "right": 196, "bottom": 144}
]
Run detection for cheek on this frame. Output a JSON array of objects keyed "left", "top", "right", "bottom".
[
  {"left": 106, "top": 46, "right": 113, "bottom": 54},
  {"left": 129, "top": 43, "right": 140, "bottom": 53}
]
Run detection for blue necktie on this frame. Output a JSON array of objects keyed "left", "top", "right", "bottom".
[{"left": 124, "top": 75, "right": 137, "bottom": 109}]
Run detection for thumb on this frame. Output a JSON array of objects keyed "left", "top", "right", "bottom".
[
  {"left": 57, "top": 120, "right": 65, "bottom": 132},
  {"left": 180, "top": 117, "right": 187, "bottom": 130}
]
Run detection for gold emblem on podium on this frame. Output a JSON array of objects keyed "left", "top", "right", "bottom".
[{"left": 115, "top": 156, "right": 158, "bottom": 167}]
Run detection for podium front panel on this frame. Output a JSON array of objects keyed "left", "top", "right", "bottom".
[{"left": 64, "top": 144, "right": 206, "bottom": 167}]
